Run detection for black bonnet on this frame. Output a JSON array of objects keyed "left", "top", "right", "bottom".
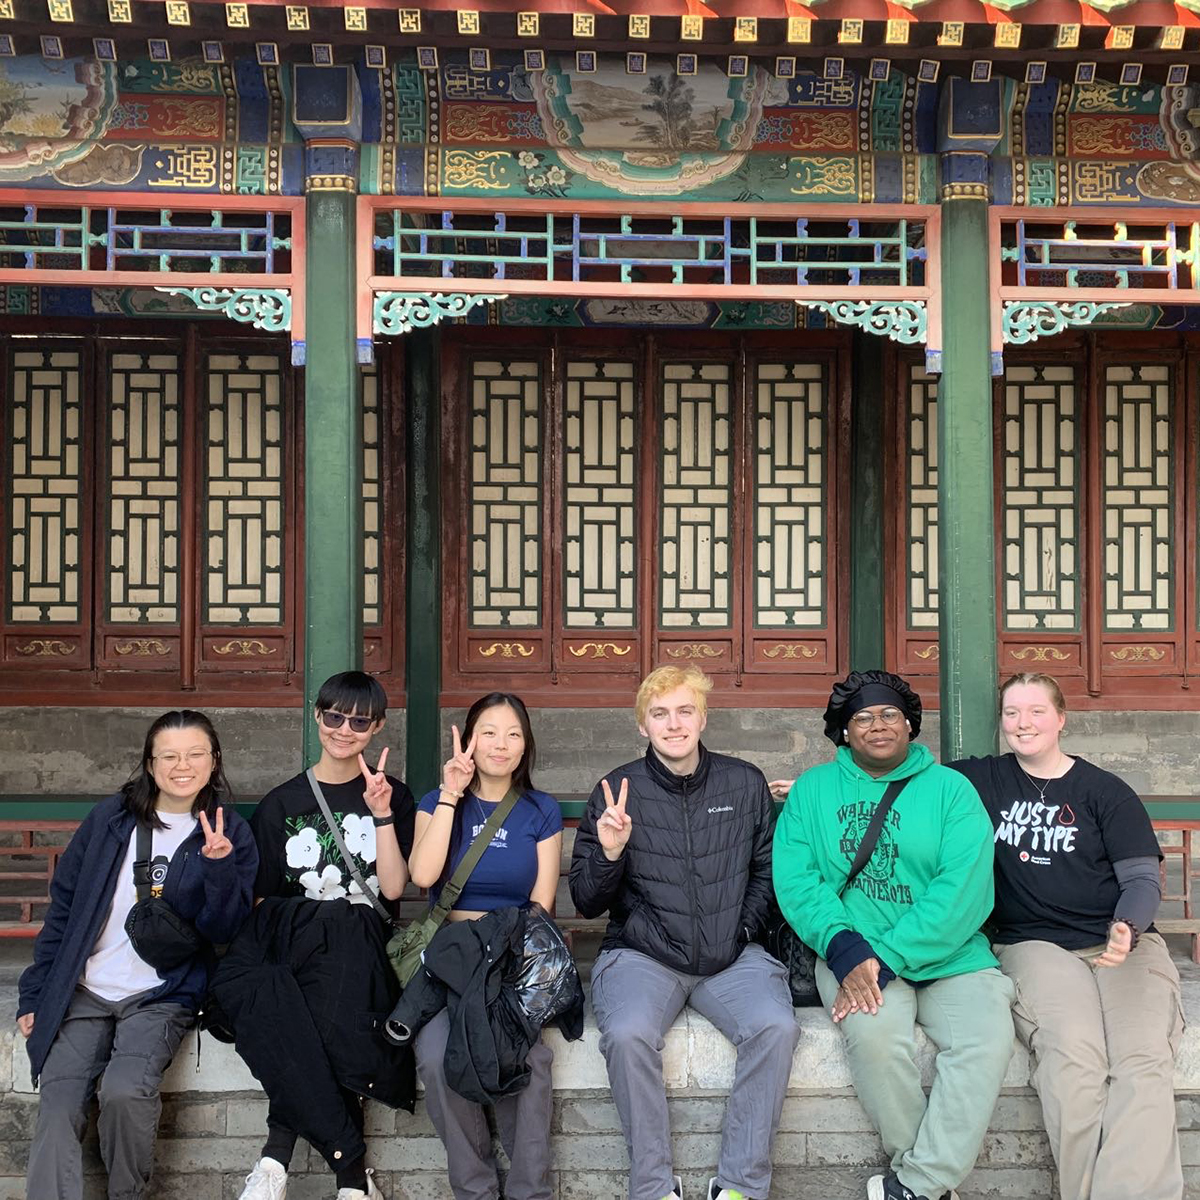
[{"left": 823, "top": 669, "right": 922, "bottom": 746}]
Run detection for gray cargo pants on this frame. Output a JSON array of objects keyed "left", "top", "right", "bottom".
[
  {"left": 590, "top": 944, "right": 799, "bottom": 1200},
  {"left": 414, "top": 1008, "right": 556, "bottom": 1200},
  {"left": 25, "top": 986, "right": 192, "bottom": 1200}
]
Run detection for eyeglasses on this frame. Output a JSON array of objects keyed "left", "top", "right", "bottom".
[
  {"left": 320, "top": 710, "right": 375, "bottom": 734},
  {"left": 849, "top": 707, "right": 905, "bottom": 729},
  {"left": 152, "top": 749, "right": 214, "bottom": 768}
]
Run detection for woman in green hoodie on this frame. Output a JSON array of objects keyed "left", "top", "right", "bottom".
[{"left": 773, "top": 670, "right": 1015, "bottom": 1200}]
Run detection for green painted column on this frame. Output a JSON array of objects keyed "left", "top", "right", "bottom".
[
  {"left": 302, "top": 185, "right": 363, "bottom": 766},
  {"left": 404, "top": 329, "right": 441, "bottom": 797},
  {"left": 936, "top": 181, "right": 999, "bottom": 761},
  {"left": 849, "top": 331, "right": 886, "bottom": 671}
]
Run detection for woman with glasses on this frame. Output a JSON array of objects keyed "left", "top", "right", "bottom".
[
  {"left": 950, "top": 673, "right": 1182, "bottom": 1200},
  {"left": 773, "top": 670, "right": 1014, "bottom": 1200},
  {"left": 218, "top": 671, "right": 417, "bottom": 1200},
  {"left": 17, "top": 710, "right": 257, "bottom": 1200},
  {"left": 406, "top": 691, "right": 563, "bottom": 1200}
]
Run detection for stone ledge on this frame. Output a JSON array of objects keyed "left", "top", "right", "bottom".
[{"left": 5, "top": 976, "right": 1200, "bottom": 1097}]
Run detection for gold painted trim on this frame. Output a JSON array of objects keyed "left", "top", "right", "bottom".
[
  {"left": 664, "top": 644, "right": 724, "bottom": 659},
  {"left": 762, "top": 644, "right": 820, "bottom": 660},
  {"left": 913, "top": 645, "right": 940, "bottom": 660},
  {"left": 212, "top": 638, "right": 275, "bottom": 657},
  {"left": 478, "top": 642, "right": 534, "bottom": 658},
  {"left": 14, "top": 639, "right": 74, "bottom": 657},
  {"left": 1009, "top": 646, "right": 1071, "bottom": 662},
  {"left": 567, "top": 642, "right": 632, "bottom": 660},
  {"left": 306, "top": 174, "right": 357, "bottom": 193},
  {"left": 113, "top": 638, "right": 171, "bottom": 657},
  {"left": 1109, "top": 645, "right": 1166, "bottom": 663},
  {"left": 941, "top": 181, "right": 989, "bottom": 202}
]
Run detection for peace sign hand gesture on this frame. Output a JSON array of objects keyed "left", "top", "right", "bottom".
[
  {"left": 359, "top": 747, "right": 393, "bottom": 817},
  {"left": 597, "top": 778, "right": 632, "bottom": 861},
  {"left": 199, "top": 808, "right": 233, "bottom": 860},
  {"left": 442, "top": 725, "right": 477, "bottom": 798}
]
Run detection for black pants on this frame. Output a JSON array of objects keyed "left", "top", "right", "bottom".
[{"left": 211, "top": 896, "right": 413, "bottom": 1172}]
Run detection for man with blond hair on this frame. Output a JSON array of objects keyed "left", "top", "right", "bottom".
[{"left": 570, "top": 666, "right": 797, "bottom": 1200}]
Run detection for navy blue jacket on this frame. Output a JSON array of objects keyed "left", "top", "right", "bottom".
[{"left": 18, "top": 793, "right": 258, "bottom": 1084}]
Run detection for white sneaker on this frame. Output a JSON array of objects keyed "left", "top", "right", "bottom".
[
  {"left": 336, "top": 1167, "right": 384, "bottom": 1200},
  {"left": 239, "top": 1157, "right": 287, "bottom": 1200},
  {"left": 707, "top": 1177, "right": 750, "bottom": 1200}
]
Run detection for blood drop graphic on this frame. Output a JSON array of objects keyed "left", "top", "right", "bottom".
[{"left": 1059, "top": 805, "right": 1076, "bottom": 826}]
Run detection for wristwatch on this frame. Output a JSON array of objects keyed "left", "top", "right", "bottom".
[{"left": 372, "top": 814, "right": 396, "bottom": 828}]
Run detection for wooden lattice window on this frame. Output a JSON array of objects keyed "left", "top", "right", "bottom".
[
  {"left": 441, "top": 329, "right": 848, "bottom": 705},
  {"left": 1000, "top": 364, "right": 1080, "bottom": 635},
  {"left": 0, "top": 329, "right": 404, "bottom": 703},
  {"left": 890, "top": 337, "right": 1198, "bottom": 703}
]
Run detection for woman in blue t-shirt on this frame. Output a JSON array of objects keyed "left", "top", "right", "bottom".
[{"left": 409, "top": 691, "right": 563, "bottom": 1200}]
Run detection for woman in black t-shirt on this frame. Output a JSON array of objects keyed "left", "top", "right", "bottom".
[
  {"left": 951, "top": 672, "right": 1182, "bottom": 1200},
  {"left": 213, "top": 671, "right": 417, "bottom": 1200}
]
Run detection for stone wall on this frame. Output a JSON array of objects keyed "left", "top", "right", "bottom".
[
  {"left": 0, "top": 709, "right": 407, "bottom": 799},
  {"left": 1, "top": 703, "right": 1197, "bottom": 799}
]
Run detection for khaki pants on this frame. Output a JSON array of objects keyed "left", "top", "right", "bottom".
[{"left": 996, "top": 934, "right": 1185, "bottom": 1200}]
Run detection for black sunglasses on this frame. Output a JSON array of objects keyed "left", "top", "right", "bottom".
[{"left": 320, "top": 710, "right": 374, "bottom": 734}]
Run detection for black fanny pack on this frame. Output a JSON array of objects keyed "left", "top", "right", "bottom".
[{"left": 124, "top": 818, "right": 203, "bottom": 971}]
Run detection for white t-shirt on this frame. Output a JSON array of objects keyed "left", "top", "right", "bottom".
[{"left": 82, "top": 810, "right": 198, "bottom": 1003}]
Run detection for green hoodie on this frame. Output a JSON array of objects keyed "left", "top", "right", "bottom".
[{"left": 773, "top": 743, "right": 997, "bottom": 982}]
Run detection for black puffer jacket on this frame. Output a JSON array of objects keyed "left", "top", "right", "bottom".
[{"left": 569, "top": 745, "right": 776, "bottom": 977}]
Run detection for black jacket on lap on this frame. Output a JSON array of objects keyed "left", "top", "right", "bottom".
[
  {"left": 569, "top": 744, "right": 776, "bottom": 977},
  {"left": 387, "top": 906, "right": 583, "bottom": 1105}
]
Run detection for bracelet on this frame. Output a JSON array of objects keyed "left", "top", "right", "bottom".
[
  {"left": 440, "top": 787, "right": 464, "bottom": 800},
  {"left": 372, "top": 814, "right": 395, "bottom": 828},
  {"left": 1112, "top": 918, "right": 1141, "bottom": 950},
  {"left": 436, "top": 800, "right": 458, "bottom": 810}
]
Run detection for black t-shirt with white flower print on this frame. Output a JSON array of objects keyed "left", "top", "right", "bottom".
[{"left": 250, "top": 771, "right": 416, "bottom": 913}]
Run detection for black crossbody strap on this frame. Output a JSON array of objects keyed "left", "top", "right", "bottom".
[
  {"left": 839, "top": 776, "right": 912, "bottom": 898},
  {"left": 132, "top": 821, "right": 153, "bottom": 902},
  {"left": 306, "top": 769, "right": 395, "bottom": 922}
]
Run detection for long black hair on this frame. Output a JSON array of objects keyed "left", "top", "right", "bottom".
[
  {"left": 461, "top": 692, "right": 537, "bottom": 794},
  {"left": 121, "top": 710, "right": 233, "bottom": 829}
]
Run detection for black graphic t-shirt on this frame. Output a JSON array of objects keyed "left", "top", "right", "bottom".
[
  {"left": 251, "top": 771, "right": 416, "bottom": 913},
  {"left": 950, "top": 754, "right": 1161, "bottom": 949}
]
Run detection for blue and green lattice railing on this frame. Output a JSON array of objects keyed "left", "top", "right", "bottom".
[
  {"left": 0, "top": 188, "right": 306, "bottom": 358},
  {"left": 359, "top": 197, "right": 943, "bottom": 369},
  {"left": 991, "top": 209, "right": 1200, "bottom": 357}
]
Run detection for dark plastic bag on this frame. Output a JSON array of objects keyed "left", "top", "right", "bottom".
[{"left": 512, "top": 905, "right": 583, "bottom": 1028}]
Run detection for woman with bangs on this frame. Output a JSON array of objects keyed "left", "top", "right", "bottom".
[
  {"left": 408, "top": 691, "right": 563, "bottom": 1200},
  {"left": 220, "top": 671, "right": 417, "bottom": 1200},
  {"left": 950, "top": 672, "right": 1182, "bottom": 1200}
]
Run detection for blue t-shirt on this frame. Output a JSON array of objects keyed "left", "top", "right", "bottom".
[{"left": 416, "top": 787, "right": 563, "bottom": 912}]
